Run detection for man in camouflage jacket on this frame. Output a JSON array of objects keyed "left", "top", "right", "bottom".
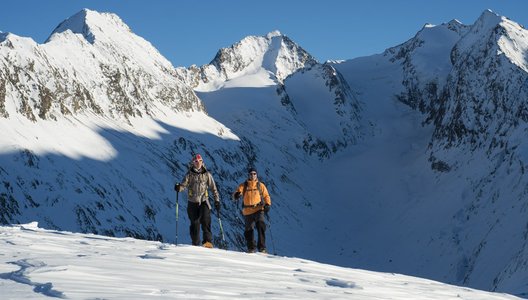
[{"left": 175, "top": 154, "right": 220, "bottom": 248}]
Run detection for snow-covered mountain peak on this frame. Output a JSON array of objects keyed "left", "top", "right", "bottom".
[
  {"left": 415, "top": 19, "right": 465, "bottom": 39},
  {"left": 456, "top": 10, "right": 507, "bottom": 48},
  {"left": 176, "top": 31, "right": 318, "bottom": 91},
  {"left": 212, "top": 31, "right": 318, "bottom": 81},
  {"left": 0, "top": 9, "right": 202, "bottom": 121},
  {"left": 418, "top": 20, "right": 469, "bottom": 40},
  {"left": 382, "top": 17, "right": 469, "bottom": 112},
  {"left": 266, "top": 30, "right": 282, "bottom": 39},
  {"left": 46, "top": 9, "right": 129, "bottom": 44},
  {"left": 445, "top": 19, "right": 467, "bottom": 34},
  {"left": 0, "top": 32, "right": 37, "bottom": 48},
  {"left": 451, "top": 9, "right": 528, "bottom": 72},
  {"left": 45, "top": 9, "right": 175, "bottom": 73},
  {"left": 467, "top": 9, "right": 503, "bottom": 39},
  {"left": 479, "top": 9, "right": 502, "bottom": 24},
  {"left": 386, "top": 18, "right": 469, "bottom": 60},
  {"left": 448, "top": 19, "right": 463, "bottom": 26}
]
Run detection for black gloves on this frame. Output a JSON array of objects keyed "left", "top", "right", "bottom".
[
  {"left": 264, "top": 204, "right": 270, "bottom": 213},
  {"left": 233, "top": 192, "right": 241, "bottom": 200},
  {"left": 174, "top": 183, "right": 182, "bottom": 192},
  {"left": 215, "top": 201, "right": 221, "bottom": 212}
]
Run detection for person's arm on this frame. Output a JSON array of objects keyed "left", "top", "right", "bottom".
[
  {"left": 233, "top": 183, "right": 244, "bottom": 200},
  {"left": 261, "top": 183, "right": 271, "bottom": 206},
  {"left": 176, "top": 173, "right": 190, "bottom": 192},
  {"left": 208, "top": 173, "right": 220, "bottom": 203}
]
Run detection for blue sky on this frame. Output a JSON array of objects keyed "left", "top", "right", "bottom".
[{"left": 1, "top": 0, "right": 527, "bottom": 67}]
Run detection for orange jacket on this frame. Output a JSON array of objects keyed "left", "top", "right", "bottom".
[{"left": 235, "top": 179, "right": 271, "bottom": 216}]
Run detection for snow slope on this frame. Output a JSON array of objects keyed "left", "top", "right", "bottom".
[{"left": 0, "top": 223, "right": 520, "bottom": 300}]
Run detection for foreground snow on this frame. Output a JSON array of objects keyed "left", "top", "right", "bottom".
[{"left": 0, "top": 223, "right": 519, "bottom": 299}]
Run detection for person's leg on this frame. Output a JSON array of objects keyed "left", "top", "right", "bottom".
[
  {"left": 200, "top": 203, "right": 213, "bottom": 244},
  {"left": 186, "top": 202, "right": 201, "bottom": 246},
  {"left": 244, "top": 213, "right": 257, "bottom": 252},
  {"left": 256, "top": 212, "right": 267, "bottom": 252}
]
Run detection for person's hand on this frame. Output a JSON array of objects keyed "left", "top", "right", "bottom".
[
  {"left": 233, "top": 192, "right": 241, "bottom": 200},
  {"left": 175, "top": 184, "right": 183, "bottom": 192},
  {"left": 264, "top": 204, "right": 270, "bottom": 214},
  {"left": 215, "top": 201, "right": 221, "bottom": 212}
]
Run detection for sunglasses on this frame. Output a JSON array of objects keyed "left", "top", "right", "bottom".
[{"left": 249, "top": 172, "right": 257, "bottom": 175}]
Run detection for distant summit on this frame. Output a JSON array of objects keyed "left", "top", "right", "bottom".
[
  {"left": 453, "top": 8, "right": 528, "bottom": 72},
  {"left": 176, "top": 31, "right": 318, "bottom": 91},
  {"left": 266, "top": 30, "right": 282, "bottom": 39},
  {"left": 46, "top": 9, "right": 130, "bottom": 44}
]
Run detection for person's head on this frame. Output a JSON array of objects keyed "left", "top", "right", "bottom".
[
  {"left": 248, "top": 167, "right": 257, "bottom": 180},
  {"left": 192, "top": 154, "right": 203, "bottom": 168}
]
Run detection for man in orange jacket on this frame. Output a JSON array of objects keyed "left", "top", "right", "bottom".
[{"left": 233, "top": 167, "right": 271, "bottom": 253}]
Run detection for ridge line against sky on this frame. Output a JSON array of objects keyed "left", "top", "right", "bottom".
[{"left": 1, "top": 0, "right": 527, "bottom": 67}]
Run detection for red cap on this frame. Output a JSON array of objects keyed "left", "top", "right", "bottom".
[{"left": 193, "top": 154, "right": 203, "bottom": 162}]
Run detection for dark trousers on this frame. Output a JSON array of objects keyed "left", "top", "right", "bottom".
[
  {"left": 244, "top": 211, "right": 266, "bottom": 251},
  {"left": 187, "top": 201, "right": 212, "bottom": 245}
]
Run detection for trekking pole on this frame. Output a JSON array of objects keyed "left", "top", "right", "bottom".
[
  {"left": 217, "top": 210, "right": 226, "bottom": 243},
  {"left": 175, "top": 190, "right": 179, "bottom": 245},
  {"left": 265, "top": 213, "right": 276, "bottom": 255},
  {"left": 211, "top": 196, "right": 226, "bottom": 248}
]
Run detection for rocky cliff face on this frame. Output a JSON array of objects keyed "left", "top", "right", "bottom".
[
  {"left": 426, "top": 12, "right": 528, "bottom": 292},
  {"left": 430, "top": 11, "right": 528, "bottom": 151}
]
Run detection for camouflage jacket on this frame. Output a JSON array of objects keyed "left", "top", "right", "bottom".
[{"left": 179, "top": 166, "right": 220, "bottom": 209}]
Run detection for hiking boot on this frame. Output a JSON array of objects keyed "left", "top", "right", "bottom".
[
  {"left": 258, "top": 248, "right": 267, "bottom": 254},
  {"left": 202, "top": 242, "right": 213, "bottom": 248},
  {"left": 247, "top": 248, "right": 256, "bottom": 253}
]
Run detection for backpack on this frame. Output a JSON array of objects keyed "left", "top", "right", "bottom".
[
  {"left": 186, "top": 162, "right": 209, "bottom": 199},
  {"left": 242, "top": 180, "right": 264, "bottom": 208}
]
